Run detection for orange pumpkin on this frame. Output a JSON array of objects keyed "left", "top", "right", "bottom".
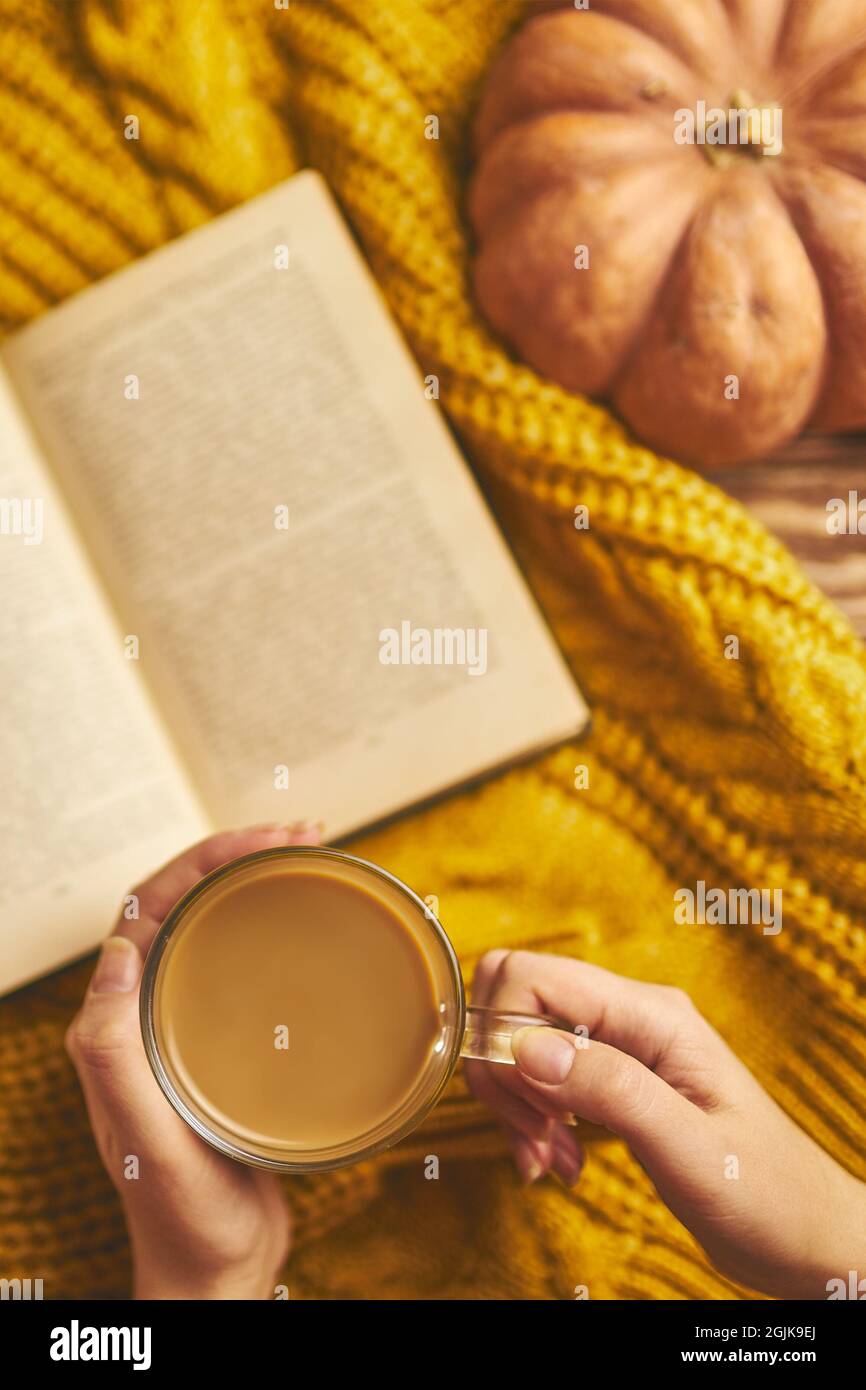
[{"left": 469, "top": 0, "right": 866, "bottom": 467}]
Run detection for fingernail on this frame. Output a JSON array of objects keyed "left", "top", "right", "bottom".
[
  {"left": 553, "top": 1136, "right": 584, "bottom": 1187},
  {"left": 91, "top": 936, "right": 141, "bottom": 994},
  {"left": 513, "top": 1142, "right": 545, "bottom": 1186},
  {"left": 519, "top": 1157, "right": 544, "bottom": 1186},
  {"left": 289, "top": 819, "right": 324, "bottom": 837},
  {"left": 248, "top": 822, "right": 287, "bottom": 833},
  {"left": 512, "top": 1028, "right": 576, "bottom": 1084}
]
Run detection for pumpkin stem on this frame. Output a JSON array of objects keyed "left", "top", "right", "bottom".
[{"left": 699, "top": 89, "right": 784, "bottom": 165}]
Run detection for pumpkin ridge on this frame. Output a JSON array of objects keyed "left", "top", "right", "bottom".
[
  {"left": 777, "top": 1, "right": 866, "bottom": 78},
  {"left": 533, "top": 0, "right": 738, "bottom": 84},
  {"left": 722, "top": 0, "right": 791, "bottom": 69},
  {"left": 776, "top": 26, "right": 866, "bottom": 109},
  {"left": 771, "top": 160, "right": 866, "bottom": 431},
  {"left": 760, "top": 0, "right": 798, "bottom": 71},
  {"left": 482, "top": 102, "right": 692, "bottom": 140},
  {"left": 786, "top": 114, "right": 866, "bottom": 186},
  {"left": 475, "top": 165, "right": 707, "bottom": 397},
  {"left": 605, "top": 199, "right": 704, "bottom": 401},
  {"left": 612, "top": 170, "right": 826, "bottom": 466},
  {"left": 757, "top": 171, "right": 833, "bottom": 424},
  {"left": 468, "top": 111, "right": 693, "bottom": 230},
  {"left": 474, "top": 9, "right": 707, "bottom": 147}
]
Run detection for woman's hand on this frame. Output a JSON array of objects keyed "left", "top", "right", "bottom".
[
  {"left": 465, "top": 949, "right": 866, "bottom": 1299},
  {"left": 65, "top": 823, "right": 320, "bottom": 1300}
]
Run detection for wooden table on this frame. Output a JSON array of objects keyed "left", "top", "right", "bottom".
[{"left": 707, "top": 435, "right": 866, "bottom": 637}]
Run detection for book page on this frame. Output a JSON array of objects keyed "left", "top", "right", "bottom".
[
  {"left": 0, "top": 371, "right": 208, "bottom": 995},
  {"left": 3, "top": 170, "right": 587, "bottom": 837}
]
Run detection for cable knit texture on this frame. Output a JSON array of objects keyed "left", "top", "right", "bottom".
[{"left": 1, "top": 0, "right": 865, "bottom": 1300}]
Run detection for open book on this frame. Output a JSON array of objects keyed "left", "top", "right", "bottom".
[{"left": 0, "top": 169, "right": 588, "bottom": 996}]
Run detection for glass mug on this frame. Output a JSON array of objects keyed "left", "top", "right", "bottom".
[{"left": 140, "top": 845, "right": 559, "bottom": 1173}]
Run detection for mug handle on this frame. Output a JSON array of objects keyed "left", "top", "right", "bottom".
[{"left": 460, "top": 1005, "right": 566, "bottom": 1066}]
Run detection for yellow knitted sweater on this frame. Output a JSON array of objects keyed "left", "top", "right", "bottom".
[{"left": 1, "top": 0, "right": 865, "bottom": 1301}]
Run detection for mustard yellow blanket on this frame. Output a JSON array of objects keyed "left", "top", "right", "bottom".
[{"left": 1, "top": 0, "right": 865, "bottom": 1300}]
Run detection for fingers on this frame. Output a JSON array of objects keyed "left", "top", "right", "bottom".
[
  {"left": 465, "top": 948, "right": 556, "bottom": 1151},
  {"left": 511, "top": 1025, "right": 721, "bottom": 1196},
  {"left": 504, "top": 1127, "right": 553, "bottom": 1186},
  {"left": 466, "top": 948, "right": 584, "bottom": 1186},
  {"left": 65, "top": 933, "right": 197, "bottom": 1192},
  {"left": 467, "top": 1057, "right": 554, "bottom": 1144},
  {"left": 67, "top": 823, "right": 323, "bottom": 1197},
  {"left": 468, "top": 948, "right": 738, "bottom": 1193},
  {"left": 472, "top": 949, "right": 744, "bottom": 1106},
  {"left": 474, "top": 951, "right": 707, "bottom": 1073},
  {"left": 115, "top": 822, "right": 322, "bottom": 955},
  {"left": 504, "top": 1124, "right": 586, "bottom": 1187}
]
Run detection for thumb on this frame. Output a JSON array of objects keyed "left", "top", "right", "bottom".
[
  {"left": 65, "top": 936, "right": 194, "bottom": 1189},
  {"left": 66, "top": 935, "right": 144, "bottom": 1068},
  {"left": 511, "top": 1026, "right": 720, "bottom": 1192}
]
